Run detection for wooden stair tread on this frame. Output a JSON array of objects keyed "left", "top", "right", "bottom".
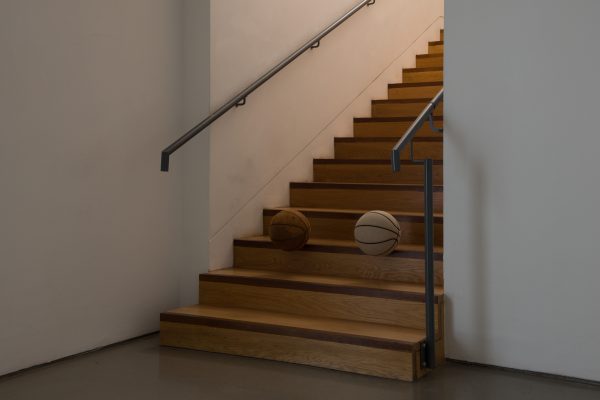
[
  {"left": 204, "top": 268, "right": 444, "bottom": 301},
  {"left": 264, "top": 206, "right": 443, "bottom": 220},
  {"left": 235, "top": 235, "right": 443, "bottom": 257},
  {"left": 335, "top": 136, "right": 442, "bottom": 143},
  {"left": 416, "top": 54, "right": 443, "bottom": 59},
  {"left": 403, "top": 67, "right": 443, "bottom": 73},
  {"left": 161, "top": 304, "right": 426, "bottom": 351},
  {"left": 314, "top": 159, "right": 443, "bottom": 165},
  {"left": 372, "top": 97, "right": 439, "bottom": 104},
  {"left": 290, "top": 181, "right": 443, "bottom": 191},
  {"left": 355, "top": 115, "right": 443, "bottom": 123},
  {"left": 388, "top": 81, "right": 443, "bottom": 89}
]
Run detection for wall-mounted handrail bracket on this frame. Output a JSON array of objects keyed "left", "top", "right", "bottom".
[
  {"left": 160, "top": 0, "right": 378, "bottom": 171},
  {"left": 391, "top": 88, "right": 443, "bottom": 370}
]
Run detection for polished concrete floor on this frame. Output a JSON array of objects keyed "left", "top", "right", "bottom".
[{"left": 0, "top": 334, "right": 598, "bottom": 400}]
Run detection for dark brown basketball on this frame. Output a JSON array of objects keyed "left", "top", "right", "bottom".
[{"left": 269, "top": 209, "right": 311, "bottom": 251}]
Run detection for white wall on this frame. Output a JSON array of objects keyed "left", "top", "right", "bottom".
[
  {"left": 445, "top": 0, "right": 600, "bottom": 381},
  {"left": 0, "top": 0, "right": 188, "bottom": 375},
  {"left": 208, "top": 0, "right": 444, "bottom": 267}
]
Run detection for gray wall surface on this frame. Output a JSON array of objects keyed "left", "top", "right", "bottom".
[
  {"left": 445, "top": 0, "right": 600, "bottom": 381},
  {"left": 181, "top": 0, "right": 211, "bottom": 306},
  {"left": 0, "top": 0, "right": 210, "bottom": 375}
]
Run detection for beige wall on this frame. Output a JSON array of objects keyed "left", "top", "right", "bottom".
[
  {"left": 208, "top": 0, "right": 445, "bottom": 267},
  {"left": 0, "top": 0, "right": 188, "bottom": 375}
]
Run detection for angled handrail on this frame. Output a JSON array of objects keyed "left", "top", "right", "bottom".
[
  {"left": 390, "top": 87, "right": 443, "bottom": 369},
  {"left": 391, "top": 88, "right": 443, "bottom": 171},
  {"left": 161, "top": 0, "right": 377, "bottom": 171}
]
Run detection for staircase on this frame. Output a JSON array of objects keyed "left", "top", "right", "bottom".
[{"left": 160, "top": 30, "right": 444, "bottom": 382}]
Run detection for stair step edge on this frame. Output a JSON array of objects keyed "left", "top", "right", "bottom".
[
  {"left": 202, "top": 268, "right": 443, "bottom": 303},
  {"left": 161, "top": 305, "right": 425, "bottom": 352}
]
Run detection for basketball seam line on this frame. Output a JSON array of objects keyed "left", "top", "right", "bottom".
[
  {"left": 370, "top": 211, "right": 402, "bottom": 230},
  {"left": 354, "top": 224, "right": 400, "bottom": 236},
  {"left": 355, "top": 238, "right": 398, "bottom": 245},
  {"left": 376, "top": 239, "right": 399, "bottom": 256}
]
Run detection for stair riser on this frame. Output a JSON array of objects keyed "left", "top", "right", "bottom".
[
  {"left": 416, "top": 56, "right": 443, "bottom": 68},
  {"left": 354, "top": 120, "right": 442, "bottom": 138},
  {"left": 403, "top": 69, "right": 443, "bottom": 84},
  {"left": 429, "top": 43, "right": 444, "bottom": 54},
  {"left": 233, "top": 245, "right": 444, "bottom": 285},
  {"left": 313, "top": 163, "right": 443, "bottom": 185},
  {"left": 290, "top": 187, "right": 443, "bottom": 213},
  {"left": 263, "top": 213, "right": 443, "bottom": 245},
  {"left": 161, "top": 322, "right": 419, "bottom": 381},
  {"left": 198, "top": 281, "right": 441, "bottom": 332},
  {"left": 335, "top": 140, "right": 443, "bottom": 160},
  {"left": 440, "top": 30, "right": 444, "bottom": 41},
  {"left": 372, "top": 102, "right": 443, "bottom": 118},
  {"left": 388, "top": 85, "right": 442, "bottom": 100}
]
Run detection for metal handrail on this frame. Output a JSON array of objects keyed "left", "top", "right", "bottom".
[
  {"left": 391, "top": 88, "right": 444, "bottom": 171},
  {"left": 161, "top": 0, "right": 376, "bottom": 171},
  {"left": 391, "top": 87, "right": 443, "bottom": 369}
]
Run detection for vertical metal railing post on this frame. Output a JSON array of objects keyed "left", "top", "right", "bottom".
[{"left": 423, "top": 158, "right": 436, "bottom": 368}]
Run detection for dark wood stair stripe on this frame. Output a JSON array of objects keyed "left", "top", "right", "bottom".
[
  {"left": 160, "top": 312, "right": 420, "bottom": 352},
  {"left": 263, "top": 209, "right": 444, "bottom": 224},
  {"left": 199, "top": 273, "right": 440, "bottom": 303},
  {"left": 416, "top": 54, "right": 443, "bottom": 59},
  {"left": 371, "top": 98, "right": 437, "bottom": 104},
  {"left": 290, "top": 182, "right": 444, "bottom": 192},
  {"left": 403, "top": 67, "right": 443, "bottom": 73},
  {"left": 313, "top": 159, "right": 443, "bottom": 165},
  {"left": 334, "top": 137, "right": 442, "bottom": 143},
  {"left": 388, "top": 81, "right": 443, "bottom": 89},
  {"left": 233, "top": 238, "right": 443, "bottom": 261},
  {"left": 354, "top": 116, "right": 443, "bottom": 123}
]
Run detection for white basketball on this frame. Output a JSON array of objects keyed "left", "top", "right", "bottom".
[{"left": 354, "top": 210, "right": 401, "bottom": 256}]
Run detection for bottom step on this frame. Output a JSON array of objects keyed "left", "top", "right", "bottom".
[{"left": 161, "top": 305, "right": 437, "bottom": 381}]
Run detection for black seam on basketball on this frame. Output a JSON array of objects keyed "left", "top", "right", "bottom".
[
  {"left": 375, "top": 239, "right": 398, "bottom": 256},
  {"left": 270, "top": 224, "right": 306, "bottom": 234},
  {"left": 370, "top": 211, "right": 401, "bottom": 230},
  {"left": 355, "top": 238, "right": 398, "bottom": 245},
  {"left": 280, "top": 210, "right": 311, "bottom": 232},
  {"left": 354, "top": 224, "right": 400, "bottom": 236}
]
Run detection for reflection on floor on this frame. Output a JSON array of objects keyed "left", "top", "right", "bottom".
[{"left": 0, "top": 334, "right": 598, "bottom": 400}]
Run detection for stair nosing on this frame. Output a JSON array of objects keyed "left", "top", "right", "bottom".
[
  {"left": 234, "top": 237, "right": 443, "bottom": 260},
  {"left": 200, "top": 270, "right": 442, "bottom": 303},
  {"left": 388, "top": 81, "right": 443, "bottom": 89},
  {"left": 371, "top": 98, "right": 442, "bottom": 105},
  {"left": 313, "top": 159, "right": 443, "bottom": 166},
  {"left": 354, "top": 115, "right": 443, "bottom": 123},
  {"left": 290, "top": 182, "right": 444, "bottom": 192},
  {"left": 335, "top": 136, "right": 443, "bottom": 143},
  {"left": 416, "top": 54, "right": 444, "bottom": 59},
  {"left": 429, "top": 41, "right": 444, "bottom": 46},
  {"left": 403, "top": 67, "right": 444, "bottom": 73},
  {"left": 161, "top": 308, "right": 422, "bottom": 352},
  {"left": 263, "top": 207, "right": 443, "bottom": 223}
]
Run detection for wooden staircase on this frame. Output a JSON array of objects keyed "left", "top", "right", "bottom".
[{"left": 160, "top": 30, "right": 445, "bottom": 381}]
